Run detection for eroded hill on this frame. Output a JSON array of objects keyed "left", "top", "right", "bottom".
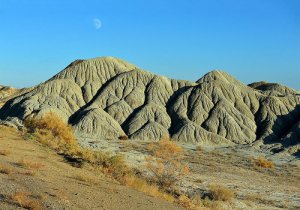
[{"left": 0, "top": 57, "right": 299, "bottom": 155}]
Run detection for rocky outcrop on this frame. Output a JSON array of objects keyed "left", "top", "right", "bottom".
[{"left": 1, "top": 57, "right": 299, "bottom": 155}]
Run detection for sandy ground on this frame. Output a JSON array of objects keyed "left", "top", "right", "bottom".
[{"left": 0, "top": 127, "right": 184, "bottom": 210}]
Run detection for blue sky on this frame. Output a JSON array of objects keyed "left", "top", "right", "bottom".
[{"left": 0, "top": 0, "right": 299, "bottom": 89}]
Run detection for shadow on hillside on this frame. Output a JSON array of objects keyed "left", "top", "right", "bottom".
[{"left": 261, "top": 104, "right": 300, "bottom": 157}]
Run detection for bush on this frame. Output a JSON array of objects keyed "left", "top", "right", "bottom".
[
  {"left": 25, "top": 113, "right": 77, "bottom": 147},
  {"left": 253, "top": 156, "right": 274, "bottom": 169},
  {"left": 0, "top": 164, "right": 14, "bottom": 174},
  {"left": 147, "top": 137, "right": 189, "bottom": 188},
  {"left": 17, "top": 159, "right": 44, "bottom": 170},
  {"left": 24, "top": 113, "right": 131, "bottom": 180},
  {"left": 73, "top": 173, "right": 99, "bottom": 185},
  {"left": 0, "top": 149, "right": 11, "bottom": 156},
  {"left": 10, "top": 191, "right": 42, "bottom": 210},
  {"left": 23, "top": 114, "right": 194, "bottom": 208},
  {"left": 209, "top": 185, "right": 235, "bottom": 202},
  {"left": 118, "top": 135, "right": 129, "bottom": 140},
  {"left": 122, "top": 175, "right": 175, "bottom": 202},
  {"left": 178, "top": 195, "right": 208, "bottom": 210}
]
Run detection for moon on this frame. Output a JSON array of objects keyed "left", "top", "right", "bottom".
[{"left": 93, "top": 18, "right": 102, "bottom": 30}]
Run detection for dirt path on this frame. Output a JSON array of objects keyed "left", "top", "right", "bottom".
[{"left": 0, "top": 127, "right": 184, "bottom": 210}]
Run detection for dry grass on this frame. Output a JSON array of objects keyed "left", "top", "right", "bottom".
[
  {"left": 10, "top": 191, "right": 42, "bottom": 210},
  {"left": 25, "top": 113, "right": 76, "bottom": 145},
  {"left": 24, "top": 113, "right": 131, "bottom": 180},
  {"left": 253, "top": 156, "right": 275, "bottom": 169},
  {"left": 0, "top": 164, "right": 14, "bottom": 174},
  {"left": 73, "top": 173, "right": 99, "bottom": 184},
  {"left": 178, "top": 195, "right": 208, "bottom": 210},
  {"left": 23, "top": 113, "right": 200, "bottom": 209},
  {"left": 209, "top": 185, "right": 235, "bottom": 202},
  {"left": 0, "top": 149, "right": 11, "bottom": 156},
  {"left": 25, "top": 113, "right": 77, "bottom": 153},
  {"left": 245, "top": 193, "right": 277, "bottom": 206},
  {"left": 195, "top": 145, "right": 204, "bottom": 152},
  {"left": 17, "top": 159, "right": 44, "bottom": 170},
  {"left": 19, "top": 170, "right": 37, "bottom": 176},
  {"left": 147, "top": 136, "right": 189, "bottom": 188},
  {"left": 122, "top": 175, "right": 174, "bottom": 202},
  {"left": 54, "top": 189, "right": 68, "bottom": 201},
  {"left": 0, "top": 125, "right": 15, "bottom": 133},
  {"left": 118, "top": 135, "right": 129, "bottom": 140}
]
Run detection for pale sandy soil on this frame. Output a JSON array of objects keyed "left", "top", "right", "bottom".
[
  {"left": 183, "top": 146, "right": 300, "bottom": 210},
  {"left": 0, "top": 127, "right": 184, "bottom": 210}
]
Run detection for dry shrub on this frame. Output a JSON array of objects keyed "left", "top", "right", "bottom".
[
  {"left": 0, "top": 149, "right": 11, "bottom": 156},
  {"left": 0, "top": 125, "right": 15, "bottom": 133},
  {"left": 178, "top": 195, "right": 208, "bottom": 210},
  {"left": 209, "top": 185, "right": 235, "bottom": 202},
  {"left": 118, "top": 135, "right": 129, "bottom": 140},
  {"left": 253, "top": 156, "right": 274, "bottom": 169},
  {"left": 245, "top": 193, "right": 274, "bottom": 205},
  {"left": 24, "top": 113, "right": 131, "bottom": 180},
  {"left": 25, "top": 113, "right": 77, "bottom": 152},
  {"left": 147, "top": 137, "right": 189, "bottom": 188},
  {"left": 23, "top": 114, "right": 189, "bottom": 207},
  {"left": 0, "top": 164, "right": 14, "bottom": 174},
  {"left": 102, "top": 155, "right": 131, "bottom": 180},
  {"left": 10, "top": 191, "right": 42, "bottom": 210},
  {"left": 73, "top": 174, "right": 99, "bottom": 184},
  {"left": 195, "top": 145, "right": 204, "bottom": 152},
  {"left": 20, "top": 170, "right": 37, "bottom": 176},
  {"left": 122, "top": 175, "right": 174, "bottom": 202},
  {"left": 54, "top": 189, "right": 68, "bottom": 201},
  {"left": 204, "top": 200, "right": 227, "bottom": 210},
  {"left": 17, "top": 159, "right": 44, "bottom": 170}
]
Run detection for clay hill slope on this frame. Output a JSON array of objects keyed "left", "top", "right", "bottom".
[
  {"left": 0, "top": 85, "right": 32, "bottom": 109},
  {"left": 0, "top": 86, "right": 18, "bottom": 108},
  {"left": 0, "top": 57, "right": 299, "bottom": 155}
]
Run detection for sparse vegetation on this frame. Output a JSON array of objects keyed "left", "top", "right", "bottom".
[
  {"left": 0, "top": 164, "right": 14, "bottom": 174},
  {"left": 25, "top": 113, "right": 77, "bottom": 151},
  {"left": 24, "top": 113, "right": 131, "bottom": 180},
  {"left": 73, "top": 173, "right": 99, "bottom": 184},
  {"left": 20, "top": 170, "right": 36, "bottom": 176},
  {"left": 253, "top": 156, "right": 275, "bottom": 169},
  {"left": 122, "top": 175, "right": 175, "bottom": 202},
  {"left": 0, "top": 125, "right": 15, "bottom": 133},
  {"left": 209, "top": 185, "right": 235, "bottom": 202},
  {"left": 0, "top": 149, "right": 11, "bottom": 156},
  {"left": 178, "top": 195, "right": 208, "bottom": 210},
  {"left": 10, "top": 191, "right": 42, "bottom": 210},
  {"left": 17, "top": 159, "right": 44, "bottom": 170},
  {"left": 147, "top": 136, "right": 189, "bottom": 188},
  {"left": 119, "top": 135, "right": 129, "bottom": 140},
  {"left": 195, "top": 145, "right": 204, "bottom": 152},
  {"left": 22, "top": 113, "right": 240, "bottom": 209},
  {"left": 22, "top": 114, "right": 198, "bottom": 208}
]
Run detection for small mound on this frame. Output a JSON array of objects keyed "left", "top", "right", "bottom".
[{"left": 249, "top": 81, "right": 299, "bottom": 96}]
